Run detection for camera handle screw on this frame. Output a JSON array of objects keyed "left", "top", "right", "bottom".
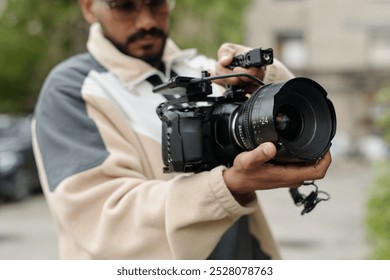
[{"left": 289, "top": 181, "right": 330, "bottom": 215}]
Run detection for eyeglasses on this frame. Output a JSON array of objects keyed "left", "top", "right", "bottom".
[{"left": 101, "top": 0, "right": 175, "bottom": 21}]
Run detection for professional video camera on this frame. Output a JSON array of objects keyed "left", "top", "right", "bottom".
[{"left": 154, "top": 48, "right": 336, "bottom": 214}]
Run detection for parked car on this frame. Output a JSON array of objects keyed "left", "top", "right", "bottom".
[{"left": 0, "top": 115, "right": 40, "bottom": 201}]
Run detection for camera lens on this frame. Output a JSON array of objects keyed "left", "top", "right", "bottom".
[
  {"left": 233, "top": 77, "right": 336, "bottom": 162},
  {"left": 275, "top": 104, "right": 303, "bottom": 141}
]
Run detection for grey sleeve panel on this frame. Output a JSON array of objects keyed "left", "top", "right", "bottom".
[{"left": 34, "top": 53, "right": 109, "bottom": 191}]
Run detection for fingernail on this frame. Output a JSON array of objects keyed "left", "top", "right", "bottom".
[{"left": 262, "top": 143, "right": 273, "bottom": 157}]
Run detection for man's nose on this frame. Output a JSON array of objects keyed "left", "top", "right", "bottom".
[{"left": 134, "top": 5, "right": 157, "bottom": 30}]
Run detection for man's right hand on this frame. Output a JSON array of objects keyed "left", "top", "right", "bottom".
[{"left": 223, "top": 142, "right": 332, "bottom": 204}]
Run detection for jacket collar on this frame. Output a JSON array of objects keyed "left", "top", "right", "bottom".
[{"left": 87, "top": 23, "right": 196, "bottom": 85}]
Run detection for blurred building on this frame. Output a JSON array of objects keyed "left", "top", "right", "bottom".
[{"left": 246, "top": 0, "right": 390, "bottom": 158}]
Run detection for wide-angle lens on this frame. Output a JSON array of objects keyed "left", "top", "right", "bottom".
[{"left": 233, "top": 77, "right": 336, "bottom": 162}]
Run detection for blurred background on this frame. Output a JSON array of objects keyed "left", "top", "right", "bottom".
[{"left": 1, "top": 0, "right": 390, "bottom": 259}]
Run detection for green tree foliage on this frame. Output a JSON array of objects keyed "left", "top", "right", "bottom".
[
  {"left": 0, "top": 0, "right": 87, "bottom": 113},
  {"left": 170, "top": 0, "right": 251, "bottom": 58},
  {"left": 366, "top": 86, "right": 390, "bottom": 259},
  {"left": 0, "top": 0, "right": 250, "bottom": 114}
]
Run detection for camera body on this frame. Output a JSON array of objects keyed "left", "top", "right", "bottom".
[
  {"left": 156, "top": 76, "right": 247, "bottom": 172},
  {"left": 155, "top": 49, "right": 336, "bottom": 173}
]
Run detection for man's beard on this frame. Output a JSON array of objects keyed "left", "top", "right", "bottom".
[{"left": 110, "top": 28, "right": 168, "bottom": 69}]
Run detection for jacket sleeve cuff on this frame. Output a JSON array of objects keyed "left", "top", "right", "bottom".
[{"left": 208, "top": 165, "right": 258, "bottom": 216}]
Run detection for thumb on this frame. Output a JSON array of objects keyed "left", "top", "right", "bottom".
[
  {"left": 237, "top": 142, "right": 277, "bottom": 169},
  {"left": 218, "top": 52, "right": 233, "bottom": 67},
  {"left": 255, "top": 142, "right": 277, "bottom": 162},
  {"left": 217, "top": 44, "right": 236, "bottom": 66}
]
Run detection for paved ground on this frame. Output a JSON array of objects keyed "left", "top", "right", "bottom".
[
  {"left": 0, "top": 194, "right": 57, "bottom": 259},
  {"left": 258, "top": 157, "right": 374, "bottom": 260},
  {"left": 0, "top": 156, "right": 374, "bottom": 260}
]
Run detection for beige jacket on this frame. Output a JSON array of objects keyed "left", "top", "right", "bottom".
[{"left": 32, "top": 23, "right": 294, "bottom": 259}]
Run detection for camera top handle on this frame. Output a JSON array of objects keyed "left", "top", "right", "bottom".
[
  {"left": 153, "top": 47, "right": 273, "bottom": 98},
  {"left": 229, "top": 48, "right": 273, "bottom": 69}
]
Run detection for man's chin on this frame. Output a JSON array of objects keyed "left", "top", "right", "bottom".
[
  {"left": 128, "top": 39, "right": 163, "bottom": 55},
  {"left": 126, "top": 39, "right": 167, "bottom": 67},
  {"left": 141, "top": 56, "right": 164, "bottom": 68}
]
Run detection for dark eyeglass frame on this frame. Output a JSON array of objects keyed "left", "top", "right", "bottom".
[
  {"left": 104, "top": 0, "right": 164, "bottom": 9},
  {"left": 101, "top": 0, "right": 175, "bottom": 21}
]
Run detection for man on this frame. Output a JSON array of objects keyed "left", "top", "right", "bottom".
[{"left": 32, "top": 0, "right": 332, "bottom": 259}]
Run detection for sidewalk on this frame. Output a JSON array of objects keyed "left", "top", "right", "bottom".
[{"left": 259, "top": 157, "right": 373, "bottom": 259}]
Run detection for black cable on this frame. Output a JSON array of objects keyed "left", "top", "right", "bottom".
[{"left": 190, "top": 73, "right": 265, "bottom": 86}]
